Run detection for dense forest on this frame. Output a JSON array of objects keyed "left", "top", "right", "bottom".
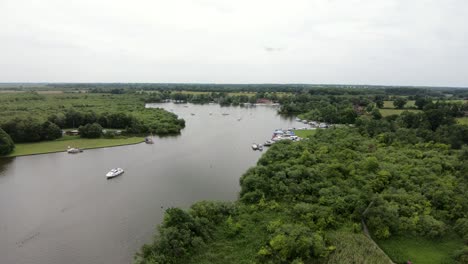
[{"left": 135, "top": 128, "right": 468, "bottom": 264}]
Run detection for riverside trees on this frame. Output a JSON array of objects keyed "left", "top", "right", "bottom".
[{"left": 0, "top": 128, "right": 14, "bottom": 155}]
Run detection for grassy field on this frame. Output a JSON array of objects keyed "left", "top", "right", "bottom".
[
  {"left": 6, "top": 135, "right": 144, "bottom": 157},
  {"left": 0, "top": 92, "right": 157, "bottom": 123},
  {"left": 294, "top": 129, "right": 317, "bottom": 138},
  {"left": 380, "top": 108, "right": 421, "bottom": 117},
  {"left": 384, "top": 100, "right": 416, "bottom": 109},
  {"left": 457, "top": 117, "right": 468, "bottom": 125},
  {"left": 377, "top": 235, "right": 463, "bottom": 264},
  {"left": 383, "top": 100, "right": 466, "bottom": 109}
]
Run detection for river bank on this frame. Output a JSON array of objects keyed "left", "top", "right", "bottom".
[{"left": 5, "top": 135, "right": 145, "bottom": 157}]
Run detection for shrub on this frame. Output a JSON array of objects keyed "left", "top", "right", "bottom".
[
  {"left": 0, "top": 128, "right": 14, "bottom": 155},
  {"left": 78, "top": 123, "right": 103, "bottom": 138}
]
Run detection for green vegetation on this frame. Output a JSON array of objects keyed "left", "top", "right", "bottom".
[
  {"left": 7, "top": 135, "right": 144, "bottom": 157},
  {"left": 380, "top": 108, "right": 421, "bottom": 117},
  {"left": 293, "top": 129, "right": 317, "bottom": 138},
  {"left": 133, "top": 86, "right": 467, "bottom": 264},
  {"left": 0, "top": 92, "right": 184, "bottom": 156},
  {"left": 78, "top": 123, "right": 103, "bottom": 138},
  {"left": 377, "top": 235, "right": 463, "bottom": 264},
  {"left": 0, "top": 128, "right": 15, "bottom": 155},
  {"left": 393, "top": 97, "right": 409, "bottom": 109},
  {"left": 457, "top": 117, "right": 468, "bottom": 125},
  {"left": 1, "top": 85, "right": 467, "bottom": 261},
  {"left": 326, "top": 231, "right": 392, "bottom": 263},
  {"left": 384, "top": 100, "right": 416, "bottom": 109},
  {"left": 137, "top": 128, "right": 467, "bottom": 263}
]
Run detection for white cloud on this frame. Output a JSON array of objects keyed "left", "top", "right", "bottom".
[{"left": 0, "top": 0, "right": 467, "bottom": 86}]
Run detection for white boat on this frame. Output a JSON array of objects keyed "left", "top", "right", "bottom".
[
  {"left": 258, "top": 144, "right": 263, "bottom": 151},
  {"left": 264, "top": 140, "right": 275, "bottom": 146},
  {"left": 106, "top": 168, "right": 124, "bottom": 178},
  {"left": 145, "top": 137, "right": 154, "bottom": 144},
  {"left": 251, "top": 144, "right": 258, "bottom": 150},
  {"left": 67, "top": 147, "right": 83, "bottom": 154}
]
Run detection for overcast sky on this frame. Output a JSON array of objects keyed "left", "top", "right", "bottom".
[{"left": 1, "top": 0, "right": 467, "bottom": 86}]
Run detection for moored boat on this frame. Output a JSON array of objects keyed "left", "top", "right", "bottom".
[
  {"left": 67, "top": 147, "right": 83, "bottom": 154},
  {"left": 251, "top": 143, "right": 258, "bottom": 150},
  {"left": 145, "top": 136, "right": 154, "bottom": 144}
]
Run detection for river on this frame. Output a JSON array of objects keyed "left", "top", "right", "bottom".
[{"left": 0, "top": 103, "right": 300, "bottom": 264}]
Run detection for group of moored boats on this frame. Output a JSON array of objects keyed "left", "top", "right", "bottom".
[
  {"left": 252, "top": 129, "right": 304, "bottom": 151},
  {"left": 295, "top": 118, "right": 329, "bottom": 128}
]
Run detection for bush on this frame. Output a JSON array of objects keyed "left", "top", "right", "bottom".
[
  {"left": 0, "top": 128, "right": 14, "bottom": 155},
  {"left": 257, "top": 224, "right": 329, "bottom": 263},
  {"left": 393, "top": 97, "right": 408, "bottom": 109},
  {"left": 454, "top": 218, "right": 468, "bottom": 243},
  {"left": 40, "top": 121, "right": 62, "bottom": 140},
  {"left": 78, "top": 123, "right": 103, "bottom": 138},
  {"left": 452, "top": 246, "right": 468, "bottom": 264}
]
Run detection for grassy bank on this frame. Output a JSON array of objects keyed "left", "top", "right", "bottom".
[
  {"left": 380, "top": 108, "right": 421, "bottom": 117},
  {"left": 6, "top": 135, "right": 144, "bottom": 157},
  {"left": 293, "top": 129, "right": 317, "bottom": 138},
  {"left": 377, "top": 235, "right": 463, "bottom": 264},
  {"left": 457, "top": 117, "right": 468, "bottom": 125}
]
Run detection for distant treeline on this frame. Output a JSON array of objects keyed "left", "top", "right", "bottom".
[{"left": 37, "top": 83, "right": 468, "bottom": 99}]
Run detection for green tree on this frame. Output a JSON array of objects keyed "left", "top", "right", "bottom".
[
  {"left": 257, "top": 224, "right": 328, "bottom": 263},
  {"left": 374, "top": 96, "right": 384, "bottom": 108},
  {"left": 393, "top": 97, "right": 408, "bottom": 109},
  {"left": 40, "top": 121, "right": 62, "bottom": 140},
  {"left": 78, "top": 123, "right": 103, "bottom": 138},
  {"left": 415, "top": 97, "right": 432, "bottom": 110},
  {"left": 0, "top": 128, "right": 15, "bottom": 155}
]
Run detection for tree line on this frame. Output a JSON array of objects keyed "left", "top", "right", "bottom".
[{"left": 0, "top": 107, "right": 185, "bottom": 155}]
